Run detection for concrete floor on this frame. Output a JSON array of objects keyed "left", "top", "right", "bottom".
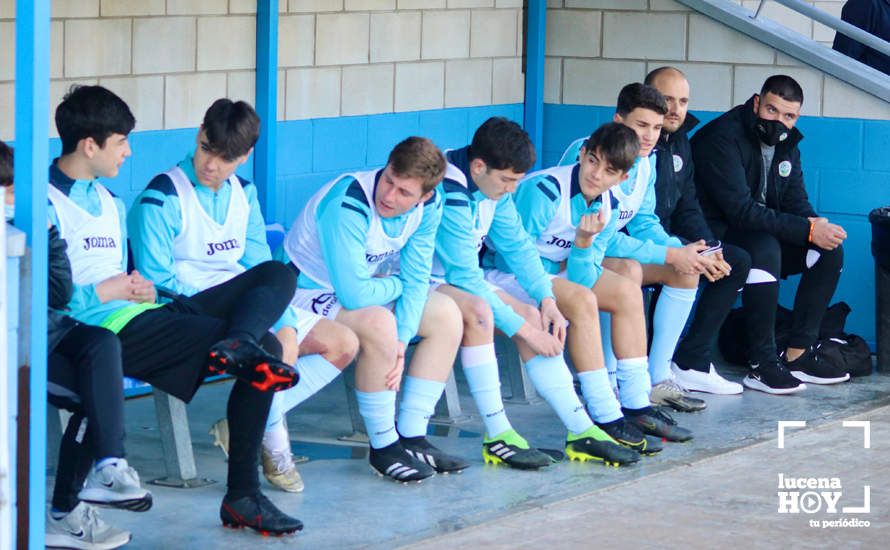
[{"left": 48, "top": 362, "right": 890, "bottom": 549}]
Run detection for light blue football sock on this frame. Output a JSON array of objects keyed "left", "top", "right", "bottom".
[
  {"left": 397, "top": 376, "right": 445, "bottom": 438},
  {"left": 266, "top": 354, "right": 342, "bottom": 430},
  {"left": 525, "top": 354, "right": 594, "bottom": 434},
  {"left": 355, "top": 389, "right": 398, "bottom": 449},
  {"left": 649, "top": 286, "right": 697, "bottom": 384},
  {"left": 616, "top": 356, "right": 651, "bottom": 410},
  {"left": 461, "top": 344, "right": 513, "bottom": 437},
  {"left": 600, "top": 311, "right": 618, "bottom": 391},
  {"left": 578, "top": 368, "right": 623, "bottom": 423}
]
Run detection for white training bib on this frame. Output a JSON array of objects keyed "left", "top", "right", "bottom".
[
  {"left": 431, "top": 161, "right": 497, "bottom": 277},
  {"left": 168, "top": 167, "right": 250, "bottom": 290},
  {"left": 610, "top": 154, "right": 652, "bottom": 232},
  {"left": 285, "top": 169, "right": 424, "bottom": 287},
  {"left": 531, "top": 165, "right": 613, "bottom": 263},
  {"left": 48, "top": 182, "right": 124, "bottom": 286}
]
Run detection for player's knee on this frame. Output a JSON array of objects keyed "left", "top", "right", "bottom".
[
  {"left": 748, "top": 233, "right": 781, "bottom": 275},
  {"left": 616, "top": 278, "right": 643, "bottom": 311},
  {"left": 461, "top": 295, "right": 494, "bottom": 334},
  {"left": 612, "top": 258, "right": 643, "bottom": 284},
  {"left": 426, "top": 294, "right": 463, "bottom": 345},
  {"left": 355, "top": 307, "right": 399, "bottom": 359},
  {"left": 316, "top": 321, "right": 359, "bottom": 369},
  {"left": 562, "top": 287, "right": 598, "bottom": 321}
]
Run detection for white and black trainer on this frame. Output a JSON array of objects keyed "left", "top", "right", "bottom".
[
  {"left": 78, "top": 459, "right": 152, "bottom": 512},
  {"left": 45, "top": 502, "right": 131, "bottom": 550},
  {"left": 400, "top": 435, "right": 470, "bottom": 474},
  {"left": 743, "top": 360, "right": 806, "bottom": 395},
  {"left": 781, "top": 345, "right": 850, "bottom": 385},
  {"left": 368, "top": 440, "right": 435, "bottom": 483}
]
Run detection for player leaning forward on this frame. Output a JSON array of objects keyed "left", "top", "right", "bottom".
[{"left": 283, "top": 136, "right": 467, "bottom": 482}]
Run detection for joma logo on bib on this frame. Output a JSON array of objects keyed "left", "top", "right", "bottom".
[
  {"left": 546, "top": 235, "right": 573, "bottom": 249},
  {"left": 366, "top": 249, "right": 398, "bottom": 263},
  {"left": 618, "top": 209, "right": 635, "bottom": 220},
  {"left": 83, "top": 236, "right": 117, "bottom": 250},
  {"left": 206, "top": 238, "right": 241, "bottom": 256}
]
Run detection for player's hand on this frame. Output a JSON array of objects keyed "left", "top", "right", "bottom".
[
  {"left": 575, "top": 209, "right": 606, "bottom": 241},
  {"left": 702, "top": 255, "right": 728, "bottom": 282},
  {"left": 129, "top": 270, "right": 157, "bottom": 304},
  {"left": 516, "top": 321, "right": 563, "bottom": 357},
  {"left": 539, "top": 297, "right": 567, "bottom": 345},
  {"left": 96, "top": 272, "right": 135, "bottom": 303},
  {"left": 385, "top": 342, "right": 406, "bottom": 391},
  {"left": 809, "top": 219, "right": 846, "bottom": 250},
  {"left": 666, "top": 240, "right": 710, "bottom": 275}
]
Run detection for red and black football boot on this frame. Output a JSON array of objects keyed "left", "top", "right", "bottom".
[{"left": 208, "top": 338, "right": 299, "bottom": 392}]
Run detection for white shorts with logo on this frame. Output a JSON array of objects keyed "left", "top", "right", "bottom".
[
  {"left": 293, "top": 307, "right": 323, "bottom": 344},
  {"left": 483, "top": 269, "right": 562, "bottom": 306},
  {"left": 428, "top": 276, "right": 501, "bottom": 294}
]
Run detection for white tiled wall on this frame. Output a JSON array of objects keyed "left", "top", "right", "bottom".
[
  {"left": 547, "top": 0, "right": 889, "bottom": 120},
  {"left": 0, "top": 1, "right": 525, "bottom": 139}
]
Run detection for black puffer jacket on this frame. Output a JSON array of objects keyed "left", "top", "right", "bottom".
[
  {"left": 654, "top": 113, "right": 714, "bottom": 243},
  {"left": 48, "top": 224, "right": 77, "bottom": 352},
  {"left": 690, "top": 95, "right": 816, "bottom": 244}
]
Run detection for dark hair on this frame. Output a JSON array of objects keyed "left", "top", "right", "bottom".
[
  {"left": 202, "top": 98, "right": 261, "bottom": 161},
  {"left": 468, "top": 117, "right": 535, "bottom": 173},
  {"left": 616, "top": 83, "right": 668, "bottom": 117},
  {"left": 387, "top": 136, "right": 447, "bottom": 193},
  {"left": 644, "top": 66, "right": 685, "bottom": 87},
  {"left": 0, "top": 140, "right": 12, "bottom": 186},
  {"left": 759, "top": 74, "right": 804, "bottom": 105},
  {"left": 583, "top": 123, "right": 639, "bottom": 173},
  {"left": 55, "top": 85, "right": 135, "bottom": 155}
]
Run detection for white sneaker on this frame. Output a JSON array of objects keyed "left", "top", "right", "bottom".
[
  {"left": 45, "top": 502, "right": 131, "bottom": 549},
  {"left": 671, "top": 362, "right": 743, "bottom": 395},
  {"left": 78, "top": 458, "right": 153, "bottom": 512}
]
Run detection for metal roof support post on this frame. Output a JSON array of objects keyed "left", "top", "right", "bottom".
[
  {"left": 255, "top": 1, "right": 279, "bottom": 221},
  {"left": 14, "top": 1, "right": 50, "bottom": 547},
  {"left": 524, "top": 0, "right": 546, "bottom": 171}
]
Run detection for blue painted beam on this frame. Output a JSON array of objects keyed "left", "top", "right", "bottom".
[
  {"left": 255, "top": 1, "right": 279, "bottom": 221},
  {"left": 14, "top": 0, "right": 50, "bottom": 547},
  {"left": 524, "top": 0, "right": 546, "bottom": 170}
]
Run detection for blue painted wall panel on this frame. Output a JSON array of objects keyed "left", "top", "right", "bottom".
[
  {"left": 797, "top": 117, "right": 863, "bottom": 170},
  {"left": 277, "top": 120, "right": 313, "bottom": 176},
  {"left": 863, "top": 121, "right": 890, "bottom": 172},
  {"left": 367, "top": 112, "right": 421, "bottom": 165},
  {"left": 312, "top": 116, "right": 369, "bottom": 173}
]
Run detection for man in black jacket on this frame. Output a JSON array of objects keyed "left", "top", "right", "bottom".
[
  {"left": 645, "top": 67, "right": 750, "bottom": 404},
  {"left": 691, "top": 75, "right": 849, "bottom": 395},
  {"left": 833, "top": 0, "right": 890, "bottom": 75}
]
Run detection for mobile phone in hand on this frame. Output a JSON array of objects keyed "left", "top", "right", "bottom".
[{"left": 699, "top": 239, "right": 722, "bottom": 257}]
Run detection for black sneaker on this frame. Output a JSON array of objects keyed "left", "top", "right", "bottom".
[
  {"left": 482, "top": 430, "right": 554, "bottom": 470},
  {"left": 400, "top": 435, "right": 470, "bottom": 474},
  {"left": 781, "top": 346, "right": 850, "bottom": 385},
  {"left": 743, "top": 359, "right": 806, "bottom": 395},
  {"left": 596, "top": 417, "right": 663, "bottom": 455},
  {"left": 623, "top": 406, "right": 694, "bottom": 442},
  {"left": 220, "top": 492, "right": 303, "bottom": 536},
  {"left": 369, "top": 440, "right": 435, "bottom": 483},
  {"left": 208, "top": 338, "right": 299, "bottom": 392},
  {"left": 565, "top": 427, "right": 640, "bottom": 467}
]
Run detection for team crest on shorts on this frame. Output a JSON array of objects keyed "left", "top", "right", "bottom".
[
  {"left": 672, "top": 154, "right": 683, "bottom": 172},
  {"left": 778, "top": 161, "right": 792, "bottom": 178}
]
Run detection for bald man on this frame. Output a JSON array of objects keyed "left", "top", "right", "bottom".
[{"left": 644, "top": 66, "right": 750, "bottom": 400}]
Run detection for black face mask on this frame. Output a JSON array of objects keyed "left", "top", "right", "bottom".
[{"left": 755, "top": 117, "right": 790, "bottom": 146}]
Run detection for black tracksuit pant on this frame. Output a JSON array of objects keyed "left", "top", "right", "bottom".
[
  {"left": 725, "top": 230, "right": 844, "bottom": 364},
  {"left": 52, "top": 260, "right": 296, "bottom": 507},
  {"left": 673, "top": 244, "right": 752, "bottom": 372}
]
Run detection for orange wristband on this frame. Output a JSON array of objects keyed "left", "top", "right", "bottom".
[{"left": 807, "top": 220, "right": 815, "bottom": 243}]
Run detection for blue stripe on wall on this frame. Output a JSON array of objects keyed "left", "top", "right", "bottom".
[{"left": 543, "top": 103, "right": 890, "bottom": 347}]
